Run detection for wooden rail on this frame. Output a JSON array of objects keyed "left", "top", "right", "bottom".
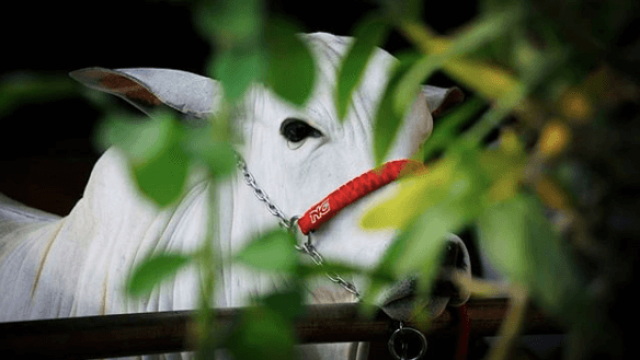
[{"left": 0, "top": 298, "right": 562, "bottom": 359}]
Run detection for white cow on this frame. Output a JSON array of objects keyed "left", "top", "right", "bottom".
[{"left": 0, "top": 33, "right": 470, "bottom": 359}]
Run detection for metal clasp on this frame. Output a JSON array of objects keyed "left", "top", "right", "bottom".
[{"left": 388, "top": 322, "right": 427, "bottom": 360}]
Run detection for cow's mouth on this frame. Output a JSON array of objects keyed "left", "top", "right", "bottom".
[
  {"left": 380, "top": 276, "right": 459, "bottom": 319},
  {"left": 379, "top": 278, "right": 419, "bottom": 321}
]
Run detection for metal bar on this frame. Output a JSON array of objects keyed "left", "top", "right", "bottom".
[{"left": 0, "top": 299, "right": 562, "bottom": 359}]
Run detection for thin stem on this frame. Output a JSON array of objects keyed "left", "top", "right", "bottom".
[{"left": 195, "top": 181, "right": 219, "bottom": 360}]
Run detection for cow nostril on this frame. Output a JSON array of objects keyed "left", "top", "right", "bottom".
[
  {"left": 443, "top": 242, "right": 460, "bottom": 268},
  {"left": 431, "top": 277, "right": 459, "bottom": 298},
  {"left": 383, "top": 278, "right": 418, "bottom": 306}
]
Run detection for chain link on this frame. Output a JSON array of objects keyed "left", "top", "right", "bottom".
[
  {"left": 296, "top": 237, "right": 360, "bottom": 297},
  {"left": 236, "top": 154, "right": 359, "bottom": 297},
  {"left": 236, "top": 156, "right": 293, "bottom": 229}
]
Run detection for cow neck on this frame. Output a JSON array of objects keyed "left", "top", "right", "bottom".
[
  {"left": 237, "top": 156, "right": 424, "bottom": 235},
  {"left": 237, "top": 156, "right": 424, "bottom": 298}
]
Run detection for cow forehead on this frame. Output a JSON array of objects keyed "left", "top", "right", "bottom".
[{"left": 243, "top": 33, "right": 397, "bottom": 136}]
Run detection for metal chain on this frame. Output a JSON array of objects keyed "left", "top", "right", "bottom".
[
  {"left": 236, "top": 154, "right": 359, "bottom": 297},
  {"left": 236, "top": 156, "right": 293, "bottom": 229},
  {"left": 296, "top": 237, "right": 360, "bottom": 297}
]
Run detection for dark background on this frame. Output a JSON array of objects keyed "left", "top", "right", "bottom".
[{"left": 0, "top": 0, "right": 476, "bottom": 215}]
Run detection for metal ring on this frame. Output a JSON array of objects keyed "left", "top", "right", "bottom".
[{"left": 388, "top": 326, "right": 427, "bottom": 360}]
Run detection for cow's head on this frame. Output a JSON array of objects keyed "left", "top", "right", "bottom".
[{"left": 71, "top": 32, "right": 470, "bottom": 321}]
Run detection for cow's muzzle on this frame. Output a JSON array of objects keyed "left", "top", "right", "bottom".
[{"left": 380, "top": 238, "right": 471, "bottom": 321}]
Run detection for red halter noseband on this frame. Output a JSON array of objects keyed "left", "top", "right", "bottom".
[{"left": 297, "top": 159, "right": 424, "bottom": 235}]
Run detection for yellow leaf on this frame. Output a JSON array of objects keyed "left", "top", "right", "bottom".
[
  {"left": 480, "top": 131, "right": 526, "bottom": 204},
  {"left": 539, "top": 120, "right": 571, "bottom": 157},
  {"left": 487, "top": 174, "right": 520, "bottom": 203},
  {"left": 455, "top": 273, "right": 510, "bottom": 298},
  {"left": 499, "top": 129, "right": 524, "bottom": 154},
  {"left": 444, "top": 58, "right": 519, "bottom": 101},
  {"left": 487, "top": 288, "right": 529, "bottom": 360},
  {"left": 560, "top": 89, "right": 593, "bottom": 122},
  {"left": 400, "top": 22, "right": 520, "bottom": 101},
  {"left": 535, "top": 175, "right": 570, "bottom": 210},
  {"left": 360, "top": 159, "right": 455, "bottom": 229}
]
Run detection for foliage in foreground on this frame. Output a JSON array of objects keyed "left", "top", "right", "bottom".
[{"left": 3, "top": 0, "right": 639, "bottom": 359}]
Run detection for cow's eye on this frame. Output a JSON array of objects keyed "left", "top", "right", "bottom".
[{"left": 280, "top": 118, "right": 322, "bottom": 144}]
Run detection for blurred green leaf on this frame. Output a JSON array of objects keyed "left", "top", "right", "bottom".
[
  {"left": 373, "top": 57, "right": 418, "bottom": 164},
  {"left": 212, "top": 47, "right": 266, "bottom": 101},
  {"left": 127, "top": 253, "right": 193, "bottom": 297},
  {"left": 380, "top": 0, "right": 423, "bottom": 22},
  {"left": 360, "top": 207, "right": 462, "bottom": 312},
  {"left": 421, "top": 96, "right": 486, "bottom": 161},
  {"left": 476, "top": 194, "right": 590, "bottom": 325},
  {"left": 261, "top": 284, "right": 305, "bottom": 322},
  {"left": 196, "top": 0, "right": 263, "bottom": 45},
  {"left": 0, "top": 74, "right": 77, "bottom": 117},
  {"left": 98, "top": 113, "right": 172, "bottom": 162},
  {"left": 183, "top": 125, "right": 237, "bottom": 179},
  {"left": 336, "top": 16, "right": 389, "bottom": 120},
  {"left": 463, "top": 47, "right": 569, "bottom": 146},
  {"left": 226, "top": 306, "right": 295, "bottom": 360},
  {"left": 265, "top": 18, "right": 315, "bottom": 106},
  {"left": 235, "top": 229, "right": 298, "bottom": 272},
  {"left": 390, "top": 207, "right": 464, "bottom": 277},
  {"left": 133, "top": 141, "right": 190, "bottom": 207},
  {"left": 362, "top": 151, "right": 464, "bottom": 229},
  {"left": 99, "top": 113, "right": 191, "bottom": 207},
  {"left": 395, "top": 6, "right": 523, "bottom": 115},
  {"left": 198, "top": 0, "right": 265, "bottom": 102},
  {"left": 364, "top": 132, "right": 527, "bottom": 229}
]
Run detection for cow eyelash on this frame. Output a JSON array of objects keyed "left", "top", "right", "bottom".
[{"left": 280, "top": 118, "right": 323, "bottom": 144}]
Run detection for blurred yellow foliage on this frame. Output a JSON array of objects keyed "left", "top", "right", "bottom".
[
  {"left": 535, "top": 175, "right": 570, "bottom": 210},
  {"left": 401, "top": 22, "right": 520, "bottom": 102},
  {"left": 539, "top": 120, "right": 571, "bottom": 157},
  {"left": 560, "top": 90, "right": 593, "bottom": 121},
  {"left": 360, "top": 158, "right": 456, "bottom": 230}
]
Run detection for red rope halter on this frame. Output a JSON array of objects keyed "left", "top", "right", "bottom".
[{"left": 297, "top": 159, "right": 424, "bottom": 235}]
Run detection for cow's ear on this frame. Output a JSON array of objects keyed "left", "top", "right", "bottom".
[
  {"left": 70, "top": 68, "right": 220, "bottom": 120},
  {"left": 422, "top": 86, "right": 464, "bottom": 118}
]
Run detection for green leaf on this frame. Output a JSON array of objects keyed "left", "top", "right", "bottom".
[
  {"left": 373, "top": 57, "right": 418, "bottom": 164},
  {"left": 127, "top": 253, "right": 193, "bottom": 297},
  {"left": 261, "top": 284, "right": 305, "bottom": 322},
  {"left": 195, "top": 0, "right": 263, "bottom": 45},
  {"left": 235, "top": 229, "right": 298, "bottom": 272},
  {"left": 133, "top": 141, "right": 190, "bottom": 207},
  {"left": 265, "top": 18, "right": 315, "bottom": 106},
  {"left": 421, "top": 96, "right": 486, "bottom": 161},
  {"left": 336, "top": 16, "right": 389, "bottom": 120},
  {"left": 476, "top": 195, "right": 590, "bottom": 324},
  {"left": 198, "top": 0, "right": 265, "bottom": 102},
  {"left": 183, "top": 126, "right": 237, "bottom": 179},
  {"left": 395, "top": 204, "right": 465, "bottom": 277},
  {"left": 394, "top": 6, "right": 523, "bottom": 115},
  {"left": 361, "top": 153, "right": 461, "bottom": 230},
  {"left": 0, "top": 74, "right": 76, "bottom": 117},
  {"left": 380, "top": 0, "right": 423, "bottom": 22},
  {"left": 212, "top": 46, "right": 266, "bottom": 102},
  {"left": 225, "top": 306, "right": 295, "bottom": 360},
  {"left": 361, "top": 208, "right": 460, "bottom": 310},
  {"left": 99, "top": 113, "right": 173, "bottom": 162},
  {"left": 463, "top": 47, "right": 569, "bottom": 147},
  {"left": 99, "top": 113, "right": 191, "bottom": 207}
]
